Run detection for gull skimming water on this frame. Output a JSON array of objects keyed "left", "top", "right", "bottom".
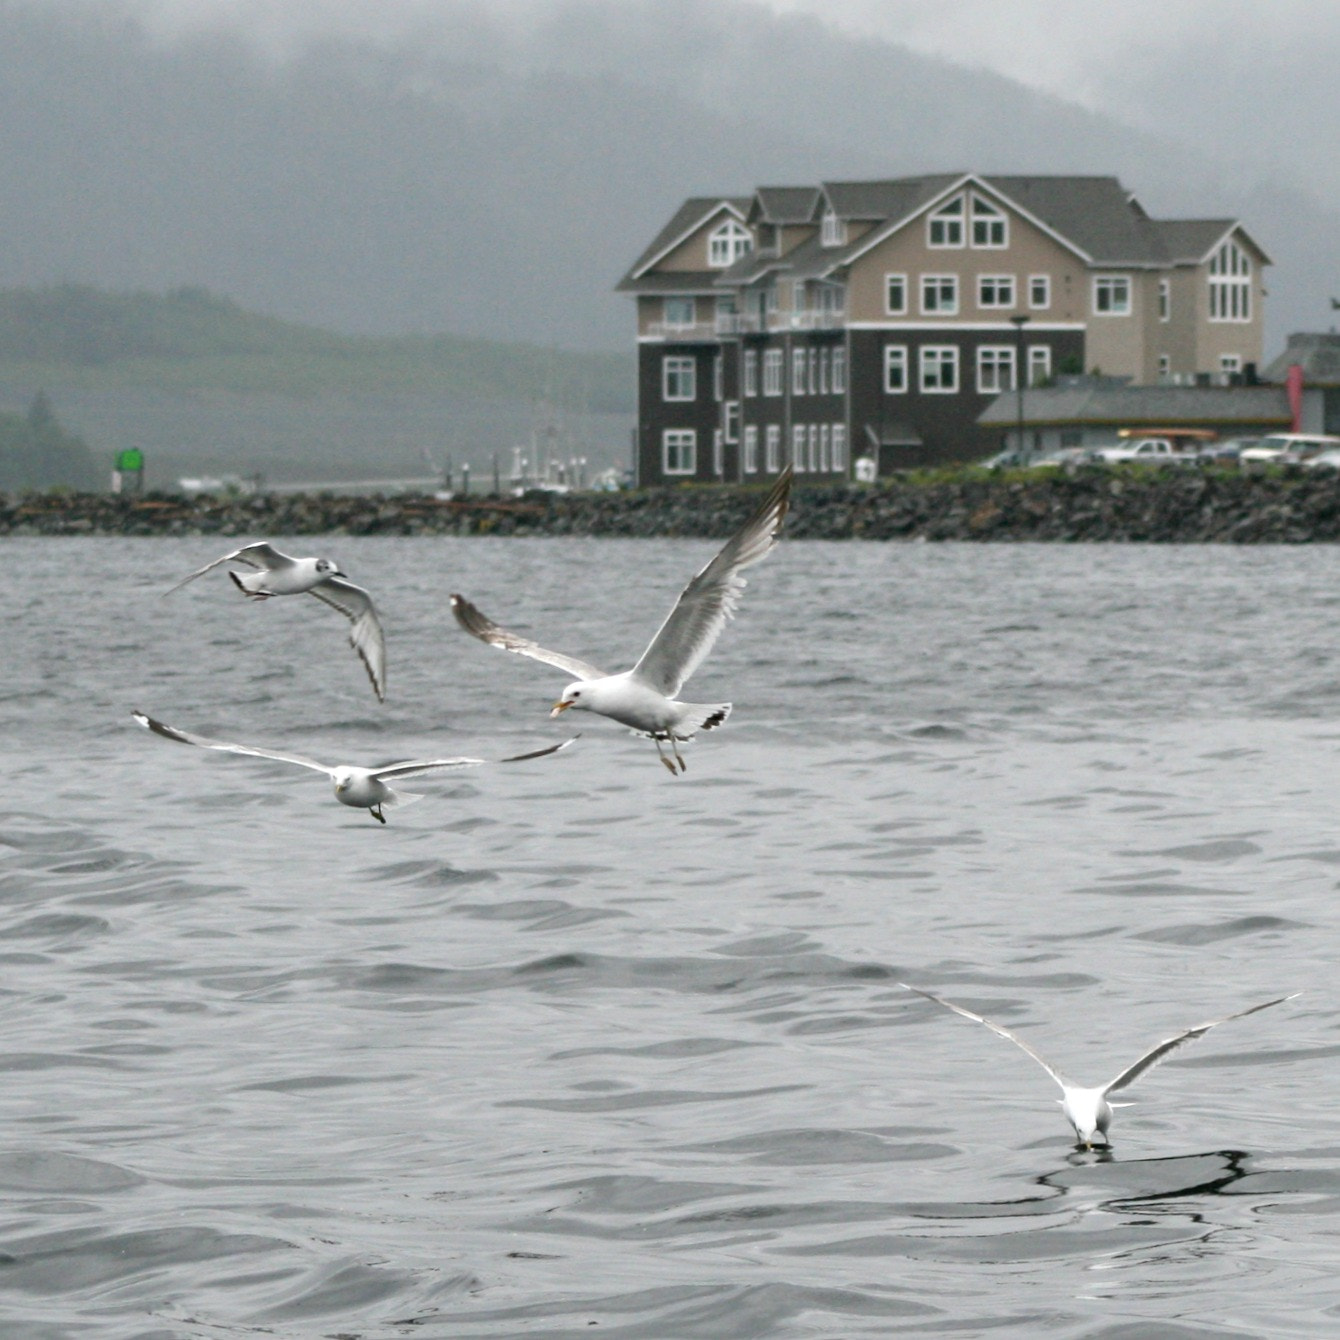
[
  {"left": 451, "top": 467, "right": 792, "bottom": 774},
  {"left": 901, "top": 983, "right": 1299, "bottom": 1149},
  {"left": 167, "top": 542, "right": 387, "bottom": 701},
  {"left": 133, "top": 710, "right": 575, "bottom": 823}
]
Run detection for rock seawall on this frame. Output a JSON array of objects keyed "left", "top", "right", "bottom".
[{"left": 8, "top": 469, "right": 1340, "bottom": 542}]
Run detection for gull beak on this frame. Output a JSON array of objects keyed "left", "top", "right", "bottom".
[{"left": 550, "top": 699, "right": 574, "bottom": 717}]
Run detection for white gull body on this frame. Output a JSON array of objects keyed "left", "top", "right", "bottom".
[
  {"left": 902, "top": 983, "right": 1299, "bottom": 1149},
  {"left": 133, "top": 710, "right": 574, "bottom": 823},
  {"left": 451, "top": 467, "right": 792, "bottom": 773},
  {"left": 167, "top": 541, "right": 387, "bottom": 701}
]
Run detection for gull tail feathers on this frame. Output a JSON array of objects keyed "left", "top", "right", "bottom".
[{"left": 675, "top": 702, "right": 732, "bottom": 738}]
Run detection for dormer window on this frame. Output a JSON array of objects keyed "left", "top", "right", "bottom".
[
  {"left": 971, "top": 194, "right": 1007, "bottom": 247},
  {"left": 708, "top": 219, "right": 753, "bottom": 268},
  {"left": 928, "top": 196, "right": 964, "bottom": 247},
  {"left": 821, "top": 209, "right": 847, "bottom": 247}
]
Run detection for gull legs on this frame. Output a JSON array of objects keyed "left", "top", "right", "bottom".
[
  {"left": 652, "top": 733, "right": 687, "bottom": 775},
  {"left": 370, "top": 804, "right": 387, "bottom": 823}
]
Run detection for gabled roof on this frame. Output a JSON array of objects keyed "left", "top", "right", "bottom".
[
  {"left": 823, "top": 175, "right": 958, "bottom": 222},
  {"left": 750, "top": 186, "right": 822, "bottom": 225},
  {"left": 619, "top": 175, "right": 1270, "bottom": 295},
  {"left": 979, "top": 175, "right": 1170, "bottom": 265},
  {"left": 618, "top": 196, "right": 751, "bottom": 287},
  {"left": 1152, "top": 219, "right": 1273, "bottom": 266}
]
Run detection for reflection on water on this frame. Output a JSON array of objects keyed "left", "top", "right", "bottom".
[{"left": 1, "top": 538, "right": 1338, "bottom": 1337}]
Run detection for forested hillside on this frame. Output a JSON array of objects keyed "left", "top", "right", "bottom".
[{"left": 0, "top": 285, "right": 630, "bottom": 407}]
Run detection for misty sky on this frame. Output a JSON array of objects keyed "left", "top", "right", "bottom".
[
  {"left": 127, "top": 0, "right": 1340, "bottom": 210},
  {"left": 18, "top": 0, "right": 1340, "bottom": 350}
]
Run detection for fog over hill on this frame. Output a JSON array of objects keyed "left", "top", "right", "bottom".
[{"left": 2, "top": 0, "right": 1334, "bottom": 358}]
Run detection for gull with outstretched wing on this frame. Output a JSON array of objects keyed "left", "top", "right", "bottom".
[
  {"left": 167, "top": 542, "right": 387, "bottom": 701},
  {"left": 133, "top": 710, "right": 575, "bottom": 823},
  {"left": 451, "top": 467, "right": 792, "bottom": 773},
  {"left": 902, "top": 983, "right": 1299, "bottom": 1149}
]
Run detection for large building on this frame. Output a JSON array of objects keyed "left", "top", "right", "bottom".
[{"left": 617, "top": 173, "right": 1270, "bottom": 482}]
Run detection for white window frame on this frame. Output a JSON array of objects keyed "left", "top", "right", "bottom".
[
  {"left": 832, "top": 347, "right": 847, "bottom": 394},
  {"left": 927, "top": 195, "right": 965, "bottom": 248},
  {"left": 742, "top": 424, "right": 758, "bottom": 473},
  {"left": 712, "top": 429, "right": 724, "bottom": 477},
  {"left": 1220, "top": 354, "right": 1242, "bottom": 375},
  {"left": 976, "top": 345, "right": 1016, "bottom": 395},
  {"left": 791, "top": 424, "right": 807, "bottom": 472},
  {"left": 663, "top": 296, "right": 695, "bottom": 328},
  {"left": 1209, "top": 240, "right": 1252, "bottom": 322},
  {"left": 723, "top": 401, "right": 739, "bottom": 444},
  {"left": 1027, "top": 344, "right": 1051, "bottom": 386},
  {"left": 762, "top": 349, "right": 783, "bottom": 396},
  {"left": 819, "top": 423, "right": 831, "bottom": 472},
  {"left": 663, "top": 355, "right": 696, "bottom": 401},
  {"left": 807, "top": 348, "right": 818, "bottom": 395},
  {"left": 921, "top": 274, "right": 959, "bottom": 316},
  {"left": 885, "top": 273, "right": 908, "bottom": 315},
  {"left": 821, "top": 209, "right": 847, "bottom": 247},
  {"left": 663, "top": 429, "right": 696, "bottom": 475},
  {"left": 832, "top": 424, "right": 847, "bottom": 472},
  {"left": 1158, "top": 278, "right": 1170, "bottom": 322},
  {"left": 1028, "top": 275, "right": 1050, "bottom": 310},
  {"left": 791, "top": 348, "right": 806, "bottom": 396},
  {"left": 808, "top": 424, "right": 818, "bottom": 473},
  {"left": 707, "top": 219, "right": 752, "bottom": 268},
  {"left": 819, "top": 347, "right": 830, "bottom": 395},
  {"left": 977, "top": 275, "right": 1016, "bottom": 309},
  {"left": 1093, "top": 275, "right": 1132, "bottom": 316},
  {"left": 970, "top": 194, "right": 1007, "bottom": 248},
  {"left": 919, "top": 345, "right": 959, "bottom": 394},
  {"left": 884, "top": 344, "right": 908, "bottom": 394},
  {"left": 765, "top": 424, "right": 781, "bottom": 473},
  {"left": 1157, "top": 353, "right": 1171, "bottom": 378},
  {"left": 713, "top": 354, "right": 723, "bottom": 402},
  {"left": 742, "top": 349, "right": 758, "bottom": 397}
]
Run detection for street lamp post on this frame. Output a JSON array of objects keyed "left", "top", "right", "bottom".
[{"left": 1010, "top": 314, "right": 1030, "bottom": 462}]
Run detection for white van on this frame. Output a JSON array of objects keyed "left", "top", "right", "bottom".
[{"left": 1239, "top": 433, "right": 1340, "bottom": 465}]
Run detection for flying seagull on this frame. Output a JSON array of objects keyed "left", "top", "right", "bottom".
[
  {"left": 450, "top": 467, "right": 792, "bottom": 774},
  {"left": 901, "top": 983, "right": 1300, "bottom": 1149},
  {"left": 133, "top": 710, "right": 576, "bottom": 823},
  {"left": 167, "top": 542, "right": 387, "bottom": 702}
]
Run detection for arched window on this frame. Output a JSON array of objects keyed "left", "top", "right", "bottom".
[
  {"left": 1209, "top": 239, "right": 1251, "bottom": 321},
  {"left": 708, "top": 219, "right": 753, "bottom": 268}
]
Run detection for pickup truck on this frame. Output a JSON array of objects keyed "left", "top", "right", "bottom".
[{"left": 1089, "top": 437, "right": 1196, "bottom": 465}]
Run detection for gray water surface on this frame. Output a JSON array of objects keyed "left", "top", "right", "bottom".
[{"left": 2, "top": 537, "right": 1338, "bottom": 1338}]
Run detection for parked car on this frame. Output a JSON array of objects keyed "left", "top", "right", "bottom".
[
  {"left": 1089, "top": 437, "right": 1198, "bottom": 466},
  {"left": 1239, "top": 433, "right": 1340, "bottom": 466},
  {"left": 1198, "top": 436, "right": 1258, "bottom": 464},
  {"left": 1301, "top": 448, "right": 1340, "bottom": 470}
]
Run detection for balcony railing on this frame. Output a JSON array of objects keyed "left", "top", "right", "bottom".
[{"left": 649, "top": 308, "right": 848, "bottom": 340}]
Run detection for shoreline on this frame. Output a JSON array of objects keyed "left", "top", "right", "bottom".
[{"left": 7, "top": 468, "right": 1340, "bottom": 542}]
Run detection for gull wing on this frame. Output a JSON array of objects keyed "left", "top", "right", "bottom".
[
  {"left": 630, "top": 467, "right": 792, "bottom": 697},
  {"left": 308, "top": 577, "right": 387, "bottom": 702},
  {"left": 1103, "top": 993, "right": 1300, "bottom": 1096},
  {"left": 166, "top": 542, "right": 293, "bottom": 594},
  {"left": 370, "top": 737, "right": 577, "bottom": 781},
  {"left": 901, "top": 984, "right": 1077, "bottom": 1093},
  {"left": 450, "top": 594, "right": 606, "bottom": 682},
  {"left": 132, "top": 710, "right": 335, "bottom": 776}
]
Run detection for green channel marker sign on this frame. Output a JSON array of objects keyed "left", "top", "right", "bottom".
[{"left": 115, "top": 449, "right": 144, "bottom": 472}]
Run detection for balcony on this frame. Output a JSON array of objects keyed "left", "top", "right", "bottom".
[{"left": 645, "top": 320, "right": 721, "bottom": 343}]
